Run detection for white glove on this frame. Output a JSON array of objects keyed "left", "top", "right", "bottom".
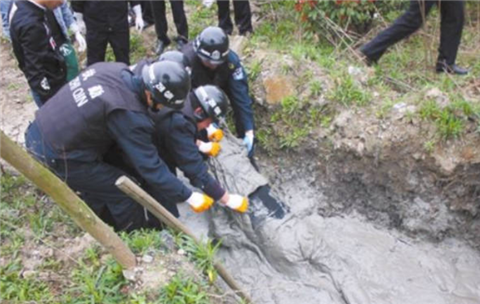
[
  {"left": 223, "top": 194, "right": 249, "bottom": 213},
  {"left": 133, "top": 5, "right": 144, "bottom": 32},
  {"left": 73, "top": 13, "right": 86, "bottom": 35},
  {"left": 243, "top": 130, "right": 254, "bottom": 155},
  {"left": 202, "top": 0, "right": 215, "bottom": 8},
  {"left": 206, "top": 123, "right": 224, "bottom": 142},
  {"left": 74, "top": 32, "right": 86, "bottom": 52},
  {"left": 186, "top": 192, "right": 214, "bottom": 213},
  {"left": 197, "top": 140, "right": 221, "bottom": 157},
  {"left": 69, "top": 22, "right": 87, "bottom": 52}
]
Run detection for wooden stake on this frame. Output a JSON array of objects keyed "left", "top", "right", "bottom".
[
  {"left": 115, "top": 176, "right": 253, "bottom": 304},
  {"left": 0, "top": 131, "right": 136, "bottom": 270}
]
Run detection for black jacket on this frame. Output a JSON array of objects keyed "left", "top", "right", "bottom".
[
  {"left": 28, "top": 62, "right": 193, "bottom": 204},
  {"left": 9, "top": 0, "right": 67, "bottom": 103},
  {"left": 71, "top": 0, "right": 139, "bottom": 32},
  {"left": 150, "top": 93, "right": 226, "bottom": 201}
]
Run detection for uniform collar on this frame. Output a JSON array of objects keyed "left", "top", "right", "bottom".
[
  {"left": 121, "top": 69, "right": 148, "bottom": 106},
  {"left": 27, "top": 0, "right": 47, "bottom": 11}
]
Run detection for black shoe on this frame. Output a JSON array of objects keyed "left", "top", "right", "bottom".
[
  {"left": 174, "top": 36, "right": 188, "bottom": 51},
  {"left": 436, "top": 62, "right": 469, "bottom": 75},
  {"left": 358, "top": 48, "right": 376, "bottom": 67},
  {"left": 155, "top": 40, "right": 170, "bottom": 55}
]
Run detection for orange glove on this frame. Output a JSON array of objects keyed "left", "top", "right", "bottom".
[
  {"left": 198, "top": 141, "right": 221, "bottom": 157},
  {"left": 186, "top": 192, "right": 214, "bottom": 213},
  {"left": 206, "top": 124, "right": 224, "bottom": 142},
  {"left": 223, "top": 194, "right": 249, "bottom": 213}
]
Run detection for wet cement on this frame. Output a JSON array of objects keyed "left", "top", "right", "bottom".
[{"left": 179, "top": 132, "right": 480, "bottom": 304}]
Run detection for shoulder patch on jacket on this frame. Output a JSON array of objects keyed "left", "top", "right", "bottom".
[{"left": 232, "top": 66, "right": 244, "bottom": 80}]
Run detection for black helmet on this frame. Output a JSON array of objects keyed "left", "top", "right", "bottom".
[
  {"left": 194, "top": 26, "right": 229, "bottom": 65},
  {"left": 193, "top": 85, "right": 229, "bottom": 123},
  {"left": 142, "top": 61, "right": 191, "bottom": 110},
  {"left": 158, "top": 50, "right": 192, "bottom": 75}
]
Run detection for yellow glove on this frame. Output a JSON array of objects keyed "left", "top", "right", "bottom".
[
  {"left": 186, "top": 192, "right": 214, "bottom": 213},
  {"left": 206, "top": 124, "right": 224, "bottom": 142},
  {"left": 224, "top": 194, "right": 249, "bottom": 213},
  {"left": 198, "top": 141, "right": 221, "bottom": 157}
]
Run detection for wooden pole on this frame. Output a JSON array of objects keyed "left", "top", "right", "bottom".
[
  {"left": 0, "top": 131, "right": 136, "bottom": 270},
  {"left": 115, "top": 176, "right": 253, "bottom": 304}
]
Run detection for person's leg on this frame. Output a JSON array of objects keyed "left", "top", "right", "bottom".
[
  {"left": 169, "top": 0, "right": 188, "bottom": 41},
  {"left": 151, "top": 0, "right": 170, "bottom": 44},
  {"left": 217, "top": 0, "right": 233, "bottom": 35},
  {"left": 437, "top": 0, "right": 464, "bottom": 66},
  {"left": 52, "top": 160, "right": 164, "bottom": 232},
  {"left": 142, "top": 0, "right": 154, "bottom": 25},
  {"left": 109, "top": 30, "right": 130, "bottom": 65},
  {"left": 360, "top": 0, "right": 435, "bottom": 63},
  {"left": 232, "top": 0, "right": 253, "bottom": 35},
  {"left": 86, "top": 30, "right": 108, "bottom": 66}
]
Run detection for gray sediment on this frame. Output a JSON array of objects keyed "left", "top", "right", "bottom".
[{"left": 180, "top": 133, "right": 480, "bottom": 304}]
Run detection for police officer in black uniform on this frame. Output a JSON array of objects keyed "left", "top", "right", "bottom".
[
  {"left": 151, "top": 85, "right": 249, "bottom": 213},
  {"left": 360, "top": 0, "right": 468, "bottom": 75},
  {"left": 9, "top": 0, "right": 67, "bottom": 107},
  {"left": 150, "top": 0, "right": 189, "bottom": 55},
  {"left": 181, "top": 27, "right": 255, "bottom": 158},
  {"left": 71, "top": 0, "right": 144, "bottom": 66},
  {"left": 216, "top": 0, "right": 253, "bottom": 36},
  {"left": 25, "top": 61, "right": 214, "bottom": 232}
]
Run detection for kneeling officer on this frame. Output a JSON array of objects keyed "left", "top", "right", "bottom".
[
  {"left": 151, "top": 85, "right": 249, "bottom": 213},
  {"left": 25, "top": 61, "right": 214, "bottom": 232}
]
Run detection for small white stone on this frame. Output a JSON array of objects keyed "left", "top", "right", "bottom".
[
  {"left": 177, "top": 249, "right": 186, "bottom": 255},
  {"left": 142, "top": 255, "right": 154, "bottom": 264},
  {"left": 22, "top": 270, "right": 36, "bottom": 278},
  {"left": 123, "top": 269, "right": 136, "bottom": 281}
]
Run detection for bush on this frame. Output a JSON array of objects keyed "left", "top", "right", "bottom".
[{"left": 295, "top": 0, "right": 406, "bottom": 37}]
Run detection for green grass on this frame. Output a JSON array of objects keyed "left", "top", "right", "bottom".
[
  {"left": 0, "top": 259, "right": 55, "bottom": 302},
  {"left": 174, "top": 232, "right": 221, "bottom": 284},
  {"left": 247, "top": 59, "right": 262, "bottom": 82},
  {"left": 0, "top": 173, "right": 222, "bottom": 303},
  {"left": 435, "top": 110, "right": 464, "bottom": 140},
  {"left": 418, "top": 97, "right": 473, "bottom": 140},
  {"left": 328, "top": 74, "right": 371, "bottom": 107},
  {"left": 185, "top": 0, "right": 217, "bottom": 37},
  {"left": 309, "top": 80, "right": 323, "bottom": 97},
  {"left": 159, "top": 274, "right": 211, "bottom": 304},
  {"left": 121, "top": 229, "right": 164, "bottom": 255}
]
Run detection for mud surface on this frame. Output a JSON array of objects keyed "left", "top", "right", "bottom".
[{"left": 180, "top": 136, "right": 480, "bottom": 304}]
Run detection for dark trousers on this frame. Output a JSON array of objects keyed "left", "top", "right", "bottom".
[
  {"left": 217, "top": 0, "right": 253, "bottom": 35},
  {"left": 52, "top": 159, "right": 169, "bottom": 232},
  {"left": 360, "top": 0, "right": 464, "bottom": 65},
  {"left": 150, "top": 0, "right": 188, "bottom": 44},
  {"left": 86, "top": 29, "right": 130, "bottom": 66},
  {"left": 141, "top": 0, "right": 154, "bottom": 24}
]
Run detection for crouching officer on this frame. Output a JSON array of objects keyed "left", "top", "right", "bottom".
[
  {"left": 25, "top": 61, "right": 214, "bottom": 232},
  {"left": 151, "top": 85, "right": 249, "bottom": 213},
  {"left": 181, "top": 26, "right": 255, "bottom": 158}
]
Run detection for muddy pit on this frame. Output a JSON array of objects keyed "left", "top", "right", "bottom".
[
  {"left": 179, "top": 133, "right": 480, "bottom": 304},
  {"left": 1, "top": 32, "right": 479, "bottom": 304}
]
